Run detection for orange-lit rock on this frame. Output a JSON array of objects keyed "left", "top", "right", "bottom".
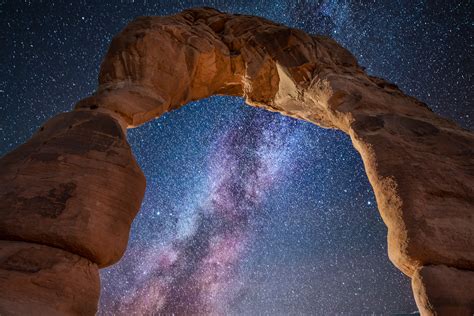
[
  {"left": 412, "top": 265, "right": 474, "bottom": 315},
  {"left": 0, "top": 241, "right": 99, "bottom": 315},
  {"left": 1, "top": 7, "right": 472, "bottom": 315},
  {"left": 0, "top": 111, "right": 145, "bottom": 267},
  {"left": 77, "top": 7, "right": 474, "bottom": 277}
]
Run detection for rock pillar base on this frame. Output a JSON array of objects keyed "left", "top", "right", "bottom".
[
  {"left": 412, "top": 265, "right": 474, "bottom": 315},
  {"left": 0, "top": 241, "right": 100, "bottom": 316}
]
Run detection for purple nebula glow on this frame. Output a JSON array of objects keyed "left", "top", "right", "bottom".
[{"left": 99, "top": 112, "right": 303, "bottom": 315}]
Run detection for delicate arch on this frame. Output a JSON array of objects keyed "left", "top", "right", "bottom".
[{"left": 1, "top": 7, "right": 473, "bottom": 315}]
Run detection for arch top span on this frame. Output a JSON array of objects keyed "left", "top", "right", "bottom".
[
  {"left": 76, "top": 7, "right": 364, "bottom": 129},
  {"left": 1, "top": 7, "right": 473, "bottom": 315},
  {"left": 77, "top": 7, "right": 474, "bottom": 276}
]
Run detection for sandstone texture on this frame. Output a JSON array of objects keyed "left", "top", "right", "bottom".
[
  {"left": 0, "top": 240, "right": 100, "bottom": 315},
  {"left": 1, "top": 7, "right": 473, "bottom": 316},
  {"left": 77, "top": 7, "right": 474, "bottom": 276},
  {"left": 412, "top": 265, "right": 474, "bottom": 315},
  {"left": 0, "top": 111, "right": 146, "bottom": 267}
]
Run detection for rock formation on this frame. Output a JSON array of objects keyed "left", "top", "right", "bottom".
[
  {"left": 0, "top": 111, "right": 145, "bottom": 315},
  {"left": 0, "top": 241, "right": 100, "bottom": 316},
  {"left": 0, "top": 7, "right": 472, "bottom": 315}
]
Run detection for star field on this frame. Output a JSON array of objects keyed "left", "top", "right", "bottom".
[{"left": 1, "top": 1, "right": 472, "bottom": 314}]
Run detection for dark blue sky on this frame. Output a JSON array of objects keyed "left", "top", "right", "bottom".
[{"left": 1, "top": 1, "right": 472, "bottom": 314}]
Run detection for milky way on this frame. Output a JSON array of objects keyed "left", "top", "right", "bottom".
[
  {"left": 100, "top": 109, "right": 305, "bottom": 314},
  {"left": 1, "top": 0, "right": 472, "bottom": 314}
]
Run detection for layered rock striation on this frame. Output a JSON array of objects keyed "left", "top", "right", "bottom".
[
  {"left": 0, "top": 111, "right": 145, "bottom": 315},
  {"left": 1, "top": 7, "right": 472, "bottom": 315}
]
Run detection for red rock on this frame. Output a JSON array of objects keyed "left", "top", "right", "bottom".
[
  {"left": 412, "top": 265, "right": 474, "bottom": 315},
  {"left": 0, "top": 111, "right": 146, "bottom": 267},
  {"left": 1, "top": 7, "right": 473, "bottom": 315},
  {"left": 0, "top": 240, "right": 99, "bottom": 315},
  {"left": 78, "top": 7, "right": 474, "bottom": 276}
]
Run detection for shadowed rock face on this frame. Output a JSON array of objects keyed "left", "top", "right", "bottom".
[
  {"left": 0, "top": 241, "right": 100, "bottom": 316},
  {"left": 412, "top": 265, "right": 474, "bottom": 314},
  {"left": 0, "top": 111, "right": 146, "bottom": 267},
  {"left": 1, "top": 7, "right": 473, "bottom": 316}
]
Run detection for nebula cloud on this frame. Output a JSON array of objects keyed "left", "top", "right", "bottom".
[{"left": 99, "top": 111, "right": 303, "bottom": 315}]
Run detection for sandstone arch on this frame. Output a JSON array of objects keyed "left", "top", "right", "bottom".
[{"left": 0, "top": 8, "right": 473, "bottom": 315}]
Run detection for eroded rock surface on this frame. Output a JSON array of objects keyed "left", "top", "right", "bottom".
[
  {"left": 0, "top": 111, "right": 146, "bottom": 267},
  {"left": 1, "top": 7, "right": 473, "bottom": 316},
  {"left": 0, "top": 241, "right": 100, "bottom": 315},
  {"left": 412, "top": 265, "right": 474, "bottom": 315},
  {"left": 77, "top": 7, "right": 474, "bottom": 277}
]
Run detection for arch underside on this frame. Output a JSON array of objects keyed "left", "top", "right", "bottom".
[{"left": 1, "top": 7, "right": 473, "bottom": 315}]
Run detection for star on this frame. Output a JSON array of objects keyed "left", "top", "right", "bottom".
[{"left": 1, "top": 1, "right": 471, "bottom": 314}]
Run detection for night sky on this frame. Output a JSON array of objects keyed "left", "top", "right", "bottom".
[{"left": 1, "top": 1, "right": 472, "bottom": 315}]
